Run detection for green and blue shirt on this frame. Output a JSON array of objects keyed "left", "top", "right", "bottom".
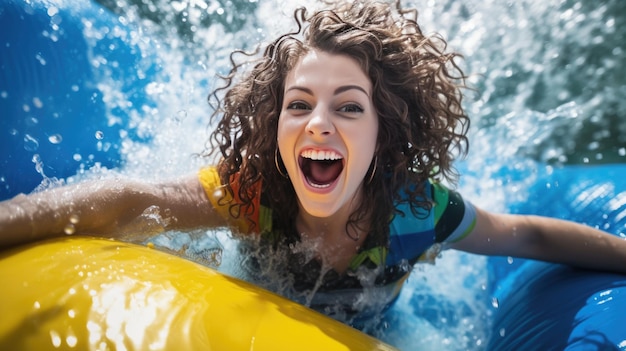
[{"left": 198, "top": 167, "right": 477, "bottom": 317}]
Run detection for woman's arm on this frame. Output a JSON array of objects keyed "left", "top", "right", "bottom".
[
  {"left": 0, "top": 174, "right": 224, "bottom": 249},
  {"left": 449, "top": 206, "right": 626, "bottom": 274}
]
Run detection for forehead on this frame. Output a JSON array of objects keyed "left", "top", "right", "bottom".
[{"left": 284, "top": 49, "right": 372, "bottom": 92}]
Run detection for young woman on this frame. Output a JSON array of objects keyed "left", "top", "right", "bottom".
[{"left": 1, "top": 0, "right": 625, "bottom": 326}]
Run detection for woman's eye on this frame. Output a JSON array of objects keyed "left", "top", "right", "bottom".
[
  {"left": 286, "top": 101, "right": 310, "bottom": 110},
  {"left": 338, "top": 104, "right": 363, "bottom": 114}
]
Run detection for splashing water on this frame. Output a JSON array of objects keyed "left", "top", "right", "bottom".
[{"left": 2, "top": 0, "right": 625, "bottom": 350}]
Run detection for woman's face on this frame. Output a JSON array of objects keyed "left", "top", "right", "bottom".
[{"left": 277, "top": 49, "right": 378, "bottom": 218}]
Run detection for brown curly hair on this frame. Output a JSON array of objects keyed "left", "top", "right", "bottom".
[{"left": 206, "top": 0, "right": 469, "bottom": 248}]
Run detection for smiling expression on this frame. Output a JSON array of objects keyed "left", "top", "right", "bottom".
[{"left": 277, "top": 49, "right": 378, "bottom": 219}]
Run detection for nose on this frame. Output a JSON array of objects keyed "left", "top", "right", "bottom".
[{"left": 305, "top": 108, "right": 335, "bottom": 137}]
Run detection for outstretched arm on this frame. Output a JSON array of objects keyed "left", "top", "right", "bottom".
[
  {"left": 0, "top": 174, "right": 222, "bottom": 250},
  {"left": 449, "top": 206, "right": 626, "bottom": 274}
]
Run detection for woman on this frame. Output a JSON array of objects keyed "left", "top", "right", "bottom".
[{"left": 1, "top": 0, "right": 625, "bottom": 326}]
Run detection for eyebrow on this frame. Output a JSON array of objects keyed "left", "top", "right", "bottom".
[{"left": 285, "top": 85, "right": 370, "bottom": 97}]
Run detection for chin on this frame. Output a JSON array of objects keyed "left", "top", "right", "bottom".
[{"left": 299, "top": 203, "right": 339, "bottom": 218}]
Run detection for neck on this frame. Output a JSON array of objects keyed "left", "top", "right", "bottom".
[{"left": 295, "top": 197, "right": 369, "bottom": 274}]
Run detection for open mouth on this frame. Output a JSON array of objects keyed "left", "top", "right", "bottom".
[{"left": 298, "top": 150, "right": 344, "bottom": 189}]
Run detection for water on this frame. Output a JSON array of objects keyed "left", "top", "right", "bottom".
[{"left": 1, "top": 0, "right": 625, "bottom": 350}]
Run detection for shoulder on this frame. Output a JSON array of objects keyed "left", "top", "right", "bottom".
[
  {"left": 197, "top": 166, "right": 264, "bottom": 234},
  {"left": 428, "top": 180, "right": 477, "bottom": 243},
  {"left": 386, "top": 180, "right": 477, "bottom": 263},
  {"left": 197, "top": 166, "right": 221, "bottom": 195}
]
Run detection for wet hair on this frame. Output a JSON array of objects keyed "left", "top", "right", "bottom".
[{"left": 206, "top": 0, "right": 469, "bottom": 248}]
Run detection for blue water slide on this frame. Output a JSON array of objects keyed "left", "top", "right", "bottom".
[
  {"left": 488, "top": 164, "right": 626, "bottom": 350},
  {"left": 0, "top": 0, "right": 151, "bottom": 200}
]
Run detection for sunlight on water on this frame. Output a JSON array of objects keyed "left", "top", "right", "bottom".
[{"left": 4, "top": 0, "right": 625, "bottom": 350}]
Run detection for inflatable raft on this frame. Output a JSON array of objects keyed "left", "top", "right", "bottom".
[{"left": 0, "top": 237, "right": 397, "bottom": 350}]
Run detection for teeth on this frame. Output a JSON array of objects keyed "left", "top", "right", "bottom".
[
  {"left": 308, "top": 182, "right": 331, "bottom": 189},
  {"left": 300, "top": 149, "right": 342, "bottom": 160}
]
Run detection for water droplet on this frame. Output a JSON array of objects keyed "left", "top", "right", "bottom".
[
  {"left": 50, "top": 330, "right": 62, "bottom": 347},
  {"left": 66, "top": 333, "right": 77, "bottom": 348},
  {"left": 64, "top": 223, "right": 76, "bottom": 235},
  {"left": 491, "top": 297, "right": 499, "bottom": 308},
  {"left": 507, "top": 256, "right": 514, "bottom": 264},
  {"left": 213, "top": 189, "right": 223, "bottom": 199},
  {"left": 23, "top": 134, "right": 39, "bottom": 151},
  {"left": 33, "top": 301, "right": 41, "bottom": 309},
  {"left": 606, "top": 17, "right": 615, "bottom": 28},
  {"left": 175, "top": 109, "right": 187, "bottom": 122},
  {"left": 499, "top": 328, "right": 506, "bottom": 337},
  {"left": 26, "top": 116, "right": 38, "bottom": 126},
  {"left": 32, "top": 97, "right": 43, "bottom": 108},
  {"left": 73, "top": 153, "right": 82, "bottom": 161},
  {"left": 95, "top": 131, "right": 104, "bottom": 140},
  {"left": 67, "top": 309, "right": 76, "bottom": 318},
  {"left": 31, "top": 154, "right": 45, "bottom": 175},
  {"left": 69, "top": 214, "right": 80, "bottom": 224},
  {"left": 48, "top": 134, "right": 63, "bottom": 144},
  {"left": 35, "top": 53, "right": 47, "bottom": 66},
  {"left": 47, "top": 6, "right": 59, "bottom": 17}
]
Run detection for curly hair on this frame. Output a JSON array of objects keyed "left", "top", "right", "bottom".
[{"left": 206, "top": 0, "right": 469, "bottom": 248}]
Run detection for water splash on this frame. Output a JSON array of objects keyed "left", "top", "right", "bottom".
[
  {"left": 87, "top": 1, "right": 622, "bottom": 350},
  {"left": 8, "top": 0, "right": 624, "bottom": 350}
]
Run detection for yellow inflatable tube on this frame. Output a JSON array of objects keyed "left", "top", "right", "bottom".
[{"left": 0, "top": 237, "right": 397, "bottom": 350}]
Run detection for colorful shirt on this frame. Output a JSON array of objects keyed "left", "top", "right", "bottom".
[{"left": 198, "top": 166, "right": 477, "bottom": 318}]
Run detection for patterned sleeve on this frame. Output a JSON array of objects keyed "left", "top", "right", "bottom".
[
  {"left": 431, "top": 182, "right": 477, "bottom": 243},
  {"left": 197, "top": 166, "right": 261, "bottom": 234}
]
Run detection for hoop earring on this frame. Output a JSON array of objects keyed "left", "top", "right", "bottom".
[
  {"left": 275, "top": 148, "right": 289, "bottom": 178},
  {"left": 367, "top": 156, "right": 377, "bottom": 185}
]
